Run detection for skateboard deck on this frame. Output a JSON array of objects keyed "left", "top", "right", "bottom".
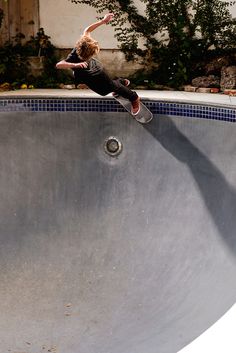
[{"left": 113, "top": 95, "right": 153, "bottom": 124}]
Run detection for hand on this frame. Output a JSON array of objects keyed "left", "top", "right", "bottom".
[
  {"left": 74, "top": 62, "right": 88, "bottom": 69},
  {"left": 102, "top": 13, "right": 114, "bottom": 24}
]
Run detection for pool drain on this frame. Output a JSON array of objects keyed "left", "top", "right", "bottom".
[{"left": 104, "top": 136, "right": 123, "bottom": 157}]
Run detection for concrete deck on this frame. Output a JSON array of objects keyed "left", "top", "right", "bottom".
[{"left": 1, "top": 88, "right": 236, "bottom": 107}]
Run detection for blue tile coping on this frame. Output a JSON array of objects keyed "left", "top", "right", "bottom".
[{"left": 0, "top": 97, "right": 236, "bottom": 122}]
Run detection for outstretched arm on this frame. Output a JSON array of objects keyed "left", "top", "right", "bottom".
[
  {"left": 56, "top": 14, "right": 114, "bottom": 70},
  {"left": 56, "top": 61, "right": 88, "bottom": 70},
  {"left": 83, "top": 13, "right": 114, "bottom": 36}
]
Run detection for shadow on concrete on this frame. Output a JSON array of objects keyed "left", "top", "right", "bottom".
[{"left": 144, "top": 115, "right": 236, "bottom": 256}]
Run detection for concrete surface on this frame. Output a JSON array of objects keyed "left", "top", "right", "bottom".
[
  {"left": 1, "top": 109, "right": 236, "bottom": 353},
  {"left": 179, "top": 303, "right": 236, "bottom": 352},
  {"left": 1, "top": 89, "right": 236, "bottom": 108}
]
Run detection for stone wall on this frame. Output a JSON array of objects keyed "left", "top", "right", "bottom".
[{"left": 185, "top": 62, "right": 236, "bottom": 93}]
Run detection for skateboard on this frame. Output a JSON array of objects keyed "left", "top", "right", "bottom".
[{"left": 113, "top": 94, "right": 153, "bottom": 124}]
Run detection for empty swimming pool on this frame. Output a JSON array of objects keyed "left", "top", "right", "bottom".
[{"left": 0, "top": 90, "right": 236, "bottom": 353}]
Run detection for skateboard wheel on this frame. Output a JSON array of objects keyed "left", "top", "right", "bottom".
[{"left": 104, "top": 136, "right": 123, "bottom": 157}]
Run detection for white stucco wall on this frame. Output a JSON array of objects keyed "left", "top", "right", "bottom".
[
  {"left": 227, "top": 0, "right": 236, "bottom": 17},
  {"left": 39, "top": 0, "right": 236, "bottom": 49},
  {"left": 39, "top": 0, "right": 119, "bottom": 48}
]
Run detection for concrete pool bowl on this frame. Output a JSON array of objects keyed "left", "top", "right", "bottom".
[{"left": 0, "top": 90, "right": 236, "bottom": 353}]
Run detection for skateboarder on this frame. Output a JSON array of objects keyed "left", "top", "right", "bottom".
[{"left": 56, "top": 13, "right": 140, "bottom": 115}]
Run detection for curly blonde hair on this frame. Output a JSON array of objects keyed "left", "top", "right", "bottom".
[{"left": 75, "top": 35, "right": 100, "bottom": 61}]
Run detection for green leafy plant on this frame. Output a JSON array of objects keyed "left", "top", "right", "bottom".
[
  {"left": 24, "top": 27, "right": 54, "bottom": 57},
  {"left": 0, "top": 28, "right": 73, "bottom": 88},
  {"left": 69, "top": 0, "right": 236, "bottom": 88},
  {"left": 0, "top": 34, "right": 29, "bottom": 84}
]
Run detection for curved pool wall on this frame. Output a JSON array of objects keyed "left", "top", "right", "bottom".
[{"left": 1, "top": 92, "right": 236, "bottom": 353}]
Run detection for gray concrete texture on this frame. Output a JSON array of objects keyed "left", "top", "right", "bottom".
[{"left": 1, "top": 111, "right": 236, "bottom": 353}]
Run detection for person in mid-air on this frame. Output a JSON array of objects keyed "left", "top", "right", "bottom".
[{"left": 56, "top": 13, "right": 140, "bottom": 115}]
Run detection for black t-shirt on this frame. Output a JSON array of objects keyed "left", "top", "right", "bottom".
[{"left": 65, "top": 48, "right": 103, "bottom": 85}]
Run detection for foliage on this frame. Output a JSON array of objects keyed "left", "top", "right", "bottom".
[
  {"left": 24, "top": 27, "right": 55, "bottom": 56},
  {"left": 0, "top": 35, "right": 29, "bottom": 84},
  {"left": 69, "top": 0, "right": 236, "bottom": 87},
  {"left": 0, "top": 28, "right": 74, "bottom": 88}
]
